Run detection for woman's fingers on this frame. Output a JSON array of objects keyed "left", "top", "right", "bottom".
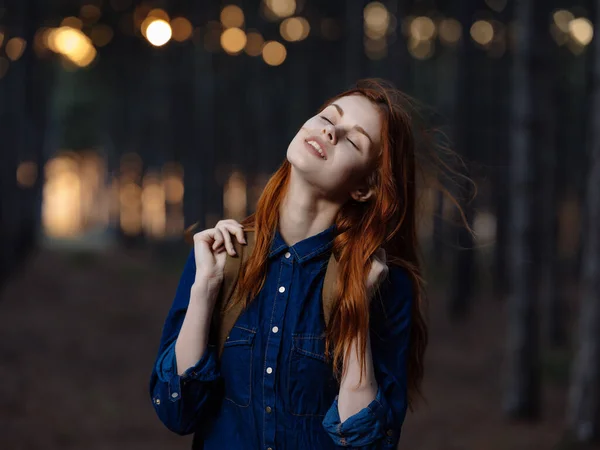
[{"left": 214, "top": 220, "right": 246, "bottom": 256}]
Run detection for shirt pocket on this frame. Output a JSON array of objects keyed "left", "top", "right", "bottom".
[
  {"left": 221, "top": 325, "right": 256, "bottom": 407},
  {"left": 286, "top": 334, "right": 337, "bottom": 417}
]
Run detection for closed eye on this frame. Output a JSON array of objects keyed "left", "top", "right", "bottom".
[
  {"left": 320, "top": 115, "right": 333, "bottom": 125},
  {"left": 347, "top": 138, "right": 359, "bottom": 150}
]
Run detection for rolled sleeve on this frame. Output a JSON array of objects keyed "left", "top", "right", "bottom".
[
  {"left": 322, "top": 265, "right": 412, "bottom": 449},
  {"left": 149, "top": 249, "right": 223, "bottom": 435},
  {"left": 322, "top": 387, "right": 397, "bottom": 448}
]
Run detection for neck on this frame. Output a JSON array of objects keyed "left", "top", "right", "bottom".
[{"left": 278, "top": 166, "right": 340, "bottom": 246}]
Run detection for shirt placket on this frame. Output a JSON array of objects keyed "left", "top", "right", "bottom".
[{"left": 262, "top": 250, "right": 293, "bottom": 450}]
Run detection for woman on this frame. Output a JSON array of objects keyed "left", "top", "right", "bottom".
[{"left": 150, "top": 79, "right": 438, "bottom": 449}]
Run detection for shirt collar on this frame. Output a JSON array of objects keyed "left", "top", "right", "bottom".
[{"left": 269, "top": 223, "right": 337, "bottom": 263}]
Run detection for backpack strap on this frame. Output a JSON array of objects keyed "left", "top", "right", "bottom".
[
  {"left": 213, "top": 229, "right": 257, "bottom": 359},
  {"left": 214, "top": 229, "right": 339, "bottom": 358}
]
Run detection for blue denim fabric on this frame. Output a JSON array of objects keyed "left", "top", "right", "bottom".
[{"left": 149, "top": 224, "right": 412, "bottom": 449}]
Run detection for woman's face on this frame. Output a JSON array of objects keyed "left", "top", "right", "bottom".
[{"left": 287, "top": 94, "right": 382, "bottom": 201}]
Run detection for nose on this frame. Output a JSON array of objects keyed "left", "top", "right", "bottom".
[{"left": 321, "top": 123, "right": 337, "bottom": 145}]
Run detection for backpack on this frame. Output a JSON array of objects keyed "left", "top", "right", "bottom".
[{"left": 210, "top": 228, "right": 340, "bottom": 357}]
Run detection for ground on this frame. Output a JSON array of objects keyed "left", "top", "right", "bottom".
[{"left": 0, "top": 247, "right": 584, "bottom": 450}]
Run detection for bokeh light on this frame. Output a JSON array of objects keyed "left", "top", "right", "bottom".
[
  {"left": 171, "top": 17, "right": 193, "bottom": 42},
  {"left": 280, "top": 17, "right": 310, "bottom": 42},
  {"left": 470, "top": 20, "right": 494, "bottom": 46},
  {"left": 47, "top": 27, "right": 97, "bottom": 67},
  {"left": 0, "top": 29, "right": 4, "bottom": 47},
  {"left": 245, "top": 31, "right": 264, "bottom": 56},
  {"left": 265, "top": 0, "right": 296, "bottom": 19},
  {"left": 438, "top": 18, "right": 462, "bottom": 45},
  {"left": 61, "top": 16, "right": 83, "bottom": 30},
  {"left": 80, "top": 4, "right": 102, "bottom": 23},
  {"left": 410, "top": 16, "right": 436, "bottom": 41},
  {"left": 569, "top": 17, "right": 593, "bottom": 46},
  {"left": 224, "top": 171, "right": 247, "bottom": 221},
  {"left": 145, "top": 19, "right": 172, "bottom": 47},
  {"left": 408, "top": 37, "right": 433, "bottom": 60},
  {"left": 221, "top": 5, "right": 245, "bottom": 29},
  {"left": 262, "top": 40, "right": 286, "bottom": 66},
  {"left": 16, "top": 161, "right": 38, "bottom": 188},
  {"left": 553, "top": 9, "right": 574, "bottom": 33},
  {"left": 221, "top": 27, "right": 247, "bottom": 55},
  {"left": 364, "top": 2, "right": 390, "bottom": 40},
  {"left": 90, "top": 24, "right": 113, "bottom": 47},
  {"left": 5, "top": 37, "right": 26, "bottom": 61}
]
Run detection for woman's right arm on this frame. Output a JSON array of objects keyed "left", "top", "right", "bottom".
[
  {"left": 149, "top": 251, "right": 222, "bottom": 436},
  {"left": 149, "top": 220, "right": 246, "bottom": 435}
]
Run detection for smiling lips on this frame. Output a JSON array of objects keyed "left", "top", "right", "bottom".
[{"left": 304, "top": 138, "right": 328, "bottom": 160}]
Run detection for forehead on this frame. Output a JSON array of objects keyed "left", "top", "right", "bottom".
[{"left": 326, "top": 94, "right": 382, "bottom": 147}]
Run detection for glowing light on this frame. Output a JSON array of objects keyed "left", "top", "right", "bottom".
[
  {"left": 80, "top": 4, "right": 101, "bottom": 23},
  {"left": 553, "top": 9, "right": 574, "bottom": 33},
  {"left": 569, "top": 18, "right": 593, "bottom": 46},
  {"left": 409, "top": 16, "right": 436, "bottom": 41},
  {"left": 142, "top": 173, "right": 166, "bottom": 238},
  {"left": 485, "top": 0, "right": 507, "bottom": 13},
  {"left": 364, "top": 2, "right": 389, "bottom": 40},
  {"left": 262, "top": 40, "right": 286, "bottom": 66},
  {"left": 470, "top": 20, "right": 494, "bottom": 45},
  {"left": 0, "top": 29, "right": 4, "bottom": 47},
  {"left": 280, "top": 17, "right": 310, "bottom": 42},
  {"left": 245, "top": 31, "right": 264, "bottom": 56},
  {"left": 163, "top": 175, "right": 184, "bottom": 204},
  {"left": 221, "top": 5, "right": 245, "bottom": 28},
  {"left": 223, "top": 171, "right": 247, "bottom": 221},
  {"left": 141, "top": 9, "right": 170, "bottom": 37},
  {"left": 90, "top": 24, "right": 113, "bottom": 47},
  {"left": 145, "top": 19, "right": 172, "bottom": 47},
  {"left": 221, "top": 27, "right": 247, "bottom": 54},
  {"left": 148, "top": 8, "right": 170, "bottom": 22},
  {"left": 5, "top": 37, "right": 26, "bottom": 61},
  {"left": 439, "top": 18, "right": 462, "bottom": 45},
  {"left": 408, "top": 37, "right": 433, "bottom": 60},
  {"left": 61, "top": 16, "right": 83, "bottom": 30},
  {"left": 47, "top": 27, "right": 96, "bottom": 67},
  {"left": 265, "top": 0, "right": 296, "bottom": 19},
  {"left": 43, "top": 155, "right": 82, "bottom": 238},
  {"left": 171, "top": 17, "right": 193, "bottom": 42},
  {"left": 365, "top": 37, "right": 387, "bottom": 60},
  {"left": 17, "top": 161, "right": 38, "bottom": 188}
]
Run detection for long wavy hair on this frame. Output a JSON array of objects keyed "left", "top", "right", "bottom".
[{"left": 190, "top": 78, "right": 472, "bottom": 410}]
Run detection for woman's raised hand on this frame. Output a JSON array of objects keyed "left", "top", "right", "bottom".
[{"left": 192, "top": 219, "right": 247, "bottom": 291}]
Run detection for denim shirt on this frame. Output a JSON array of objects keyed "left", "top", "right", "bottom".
[{"left": 149, "top": 224, "right": 412, "bottom": 449}]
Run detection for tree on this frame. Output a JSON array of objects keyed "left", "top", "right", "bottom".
[
  {"left": 565, "top": 0, "right": 600, "bottom": 440},
  {"left": 503, "top": 0, "right": 541, "bottom": 419}
]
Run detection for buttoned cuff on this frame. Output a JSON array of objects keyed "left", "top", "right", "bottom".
[
  {"left": 156, "top": 342, "right": 220, "bottom": 402},
  {"left": 322, "top": 387, "right": 397, "bottom": 447}
]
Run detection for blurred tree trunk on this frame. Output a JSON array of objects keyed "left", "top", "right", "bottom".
[
  {"left": 566, "top": 0, "right": 600, "bottom": 441},
  {"left": 0, "top": 0, "right": 49, "bottom": 287},
  {"left": 504, "top": 0, "right": 540, "bottom": 419},
  {"left": 345, "top": 0, "right": 366, "bottom": 87},
  {"left": 532, "top": 0, "right": 565, "bottom": 349},
  {"left": 189, "top": 2, "right": 219, "bottom": 230},
  {"left": 448, "top": 0, "right": 477, "bottom": 319}
]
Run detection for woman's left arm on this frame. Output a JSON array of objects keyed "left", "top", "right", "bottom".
[{"left": 322, "top": 265, "right": 412, "bottom": 449}]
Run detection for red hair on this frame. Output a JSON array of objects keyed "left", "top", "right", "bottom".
[{"left": 226, "top": 78, "right": 450, "bottom": 410}]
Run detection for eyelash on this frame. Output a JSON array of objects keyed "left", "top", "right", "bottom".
[{"left": 319, "top": 116, "right": 359, "bottom": 150}]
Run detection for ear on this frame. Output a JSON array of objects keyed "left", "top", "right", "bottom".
[{"left": 350, "top": 185, "right": 375, "bottom": 203}]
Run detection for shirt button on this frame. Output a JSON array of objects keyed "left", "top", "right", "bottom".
[
  {"left": 171, "top": 392, "right": 179, "bottom": 398},
  {"left": 266, "top": 367, "right": 273, "bottom": 374},
  {"left": 386, "top": 429, "right": 393, "bottom": 436},
  {"left": 272, "top": 326, "right": 279, "bottom": 333},
  {"left": 155, "top": 398, "right": 161, "bottom": 405},
  {"left": 267, "top": 448, "right": 273, "bottom": 450},
  {"left": 278, "top": 286, "right": 285, "bottom": 293},
  {"left": 284, "top": 251, "right": 291, "bottom": 258},
  {"left": 265, "top": 406, "right": 272, "bottom": 413}
]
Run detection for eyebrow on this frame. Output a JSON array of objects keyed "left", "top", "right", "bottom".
[{"left": 330, "top": 103, "right": 373, "bottom": 144}]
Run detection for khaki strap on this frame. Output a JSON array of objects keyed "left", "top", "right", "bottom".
[{"left": 215, "top": 229, "right": 339, "bottom": 358}]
